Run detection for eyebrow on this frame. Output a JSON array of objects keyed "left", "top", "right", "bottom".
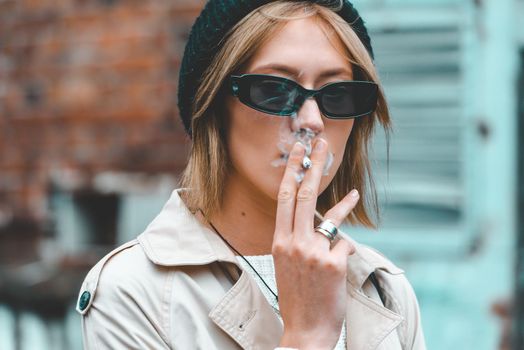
[{"left": 250, "top": 63, "right": 352, "bottom": 80}]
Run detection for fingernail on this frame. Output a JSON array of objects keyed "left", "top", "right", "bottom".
[
  {"left": 291, "top": 142, "right": 304, "bottom": 155},
  {"left": 315, "top": 138, "right": 326, "bottom": 151},
  {"left": 350, "top": 189, "right": 359, "bottom": 198}
]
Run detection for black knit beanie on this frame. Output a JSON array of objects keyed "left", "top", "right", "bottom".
[{"left": 177, "top": 0, "right": 374, "bottom": 138}]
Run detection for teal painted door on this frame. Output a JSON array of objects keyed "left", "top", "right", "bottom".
[{"left": 347, "top": 1, "right": 519, "bottom": 349}]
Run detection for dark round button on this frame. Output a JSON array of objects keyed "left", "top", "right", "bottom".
[{"left": 78, "top": 291, "right": 91, "bottom": 311}]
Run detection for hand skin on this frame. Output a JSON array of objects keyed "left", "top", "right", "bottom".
[{"left": 274, "top": 139, "right": 359, "bottom": 350}]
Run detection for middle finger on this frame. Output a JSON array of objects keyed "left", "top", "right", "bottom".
[{"left": 293, "top": 137, "right": 329, "bottom": 236}]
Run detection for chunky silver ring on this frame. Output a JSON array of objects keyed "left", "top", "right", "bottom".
[{"left": 314, "top": 219, "right": 338, "bottom": 241}]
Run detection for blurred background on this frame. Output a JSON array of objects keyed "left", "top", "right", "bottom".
[{"left": 0, "top": 0, "right": 522, "bottom": 349}]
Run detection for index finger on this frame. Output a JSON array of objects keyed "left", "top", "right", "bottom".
[{"left": 274, "top": 142, "right": 305, "bottom": 243}]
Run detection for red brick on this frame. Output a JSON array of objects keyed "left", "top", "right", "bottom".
[{"left": 0, "top": 0, "right": 203, "bottom": 215}]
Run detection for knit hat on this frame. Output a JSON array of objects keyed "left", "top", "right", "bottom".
[{"left": 177, "top": 0, "right": 374, "bottom": 137}]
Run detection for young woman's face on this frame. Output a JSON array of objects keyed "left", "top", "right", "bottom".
[{"left": 224, "top": 16, "right": 356, "bottom": 201}]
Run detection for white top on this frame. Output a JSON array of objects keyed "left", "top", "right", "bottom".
[{"left": 236, "top": 254, "right": 347, "bottom": 350}]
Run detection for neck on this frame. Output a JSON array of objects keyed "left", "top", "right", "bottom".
[{"left": 208, "top": 172, "right": 277, "bottom": 256}]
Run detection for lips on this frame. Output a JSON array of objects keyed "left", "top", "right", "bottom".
[
  {"left": 272, "top": 125, "right": 327, "bottom": 177},
  {"left": 273, "top": 144, "right": 334, "bottom": 177}
]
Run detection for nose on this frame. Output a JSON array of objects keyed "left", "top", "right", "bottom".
[{"left": 292, "top": 97, "right": 324, "bottom": 134}]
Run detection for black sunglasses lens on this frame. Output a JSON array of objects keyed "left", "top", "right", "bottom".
[
  {"left": 249, "top": 77, "right": 298, "bottom": 115},
  {"left": 320, "top": 83, "right": 377, "bottom": 118},
  {"left": 235, "top": 74, "right": 378, "bottom": 118}
]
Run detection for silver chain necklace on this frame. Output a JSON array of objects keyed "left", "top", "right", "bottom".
[{"left": 205, "top": 219, "right": 281, "bottom": 316}]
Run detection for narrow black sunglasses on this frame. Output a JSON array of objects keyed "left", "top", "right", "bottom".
[{"left": 228, "top": 73, "right": 378, "bottom": 119}]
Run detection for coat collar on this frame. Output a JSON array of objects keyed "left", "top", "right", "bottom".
[
  {"left": 137, "top": 188, "right": 405, "bottom": 349},
  {"left": 137, "top": 188, "right": 404, "bottom": 288},
  {"left": 137, "top": 188, "right": 239, "bottom": 267}
]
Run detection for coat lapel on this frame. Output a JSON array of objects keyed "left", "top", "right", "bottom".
[
  {"left": 208, "top": 253, "right": 404, "bottom": 350},
  {"left": 344, "top": 238, "right": 405, "bottom": 350},
  {"left": 138, "top": 189, "right": 405, "bottom": 350},
  {"left": 208, "top": 268, "right": 404, "bottom": 350},
  {"left": 346, "top": 285, "right": 404, "bottom": 350},
  {"left": 209, "top": 269, "right": 283, "bottom": 350}
]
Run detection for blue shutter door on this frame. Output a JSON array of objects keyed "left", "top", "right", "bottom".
[{"left": 348, "top": 1, "right": 518, "bottom": 349}]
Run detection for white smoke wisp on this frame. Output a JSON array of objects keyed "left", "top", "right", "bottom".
[{"left": 271, "top": 116, "right": 334, "bottom": 183}]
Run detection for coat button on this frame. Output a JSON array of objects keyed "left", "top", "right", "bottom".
[{"left": 78, "top": 291, "right": 91, "bottom": 311}]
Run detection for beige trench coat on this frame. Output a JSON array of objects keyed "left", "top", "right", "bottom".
[{"left": 76, "top": 188, "right": 427, "bottom": 350}]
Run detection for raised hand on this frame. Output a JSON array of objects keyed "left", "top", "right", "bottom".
[{"left": 273, "top": 139, "right": 360, "bottom": 350}]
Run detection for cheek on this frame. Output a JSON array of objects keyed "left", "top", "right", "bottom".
[
  {"left": 225, "top": 101, "right": 286, "bottom": 196},
  {"left": 319, "top": 121, "right": 355, "bottom": 187},
  {"left": 333, "top": 130, "right": 352, "bottom": 166},
  {"left": 227, "top": 103, "right": 278, "bottom": 161},
  {"left": 327, "top": 118, "right": 354, "bottom": 153}
]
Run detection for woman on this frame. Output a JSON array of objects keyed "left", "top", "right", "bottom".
[{"left": 76, "top": 1, "right": 427, "bottom": 349}]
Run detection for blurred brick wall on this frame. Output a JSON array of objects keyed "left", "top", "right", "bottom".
[{"left": 0, "top": 0, "right": 205, "bottom": 219}]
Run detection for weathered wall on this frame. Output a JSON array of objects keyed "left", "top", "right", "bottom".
[{"left": 0, "top": 0, "right": 204, "bottom": 220}]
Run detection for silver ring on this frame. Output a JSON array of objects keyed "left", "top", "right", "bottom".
[{"left": 314, "top": 219, "right": 338, "bottom": 241}]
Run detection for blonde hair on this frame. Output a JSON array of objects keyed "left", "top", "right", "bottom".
[{"left": 180, "top": 1, "right": 391, "bottom": 229}]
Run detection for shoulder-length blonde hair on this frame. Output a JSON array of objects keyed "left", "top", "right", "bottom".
[{"left": 180, "top": 0, "right": 391, "bottom": 229}]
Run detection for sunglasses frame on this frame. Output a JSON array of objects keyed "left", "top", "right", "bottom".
[{"left": 229, "top": 73, "right": 378, "bottom": 119}]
